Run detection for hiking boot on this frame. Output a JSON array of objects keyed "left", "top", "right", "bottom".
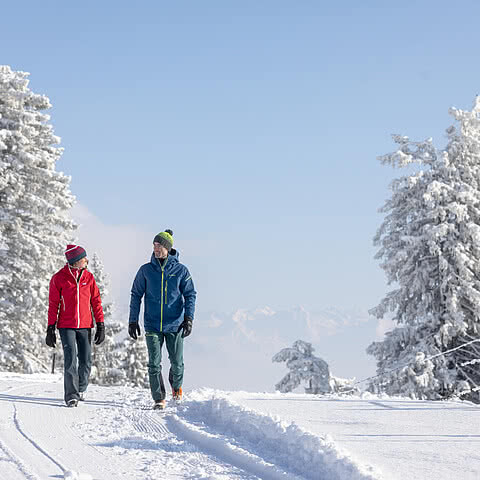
[
  {"left": 172, "top": 387, "right": 183, "bottom": 402},
  {"left": 153, "top": 399, "right": 166, "bottom": 410},
  {"left": 66, "top": 399, "right": 78, "bottom": 408},
  {"left": 79, "top": 392, "right": 86, "bottom": 401}
]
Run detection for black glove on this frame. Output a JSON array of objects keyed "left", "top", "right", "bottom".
[
  {"left": 128, "top": 322, "right": 141, "bottom": 340},
  {"left": 94, "top": 322, "right": 105, "bottom": 345},
  {"left": 177, "top": 316, "right": 193, "bottom": 338},
  {"left": 45, "top": 325, "right": 56, "bottom": 348}
]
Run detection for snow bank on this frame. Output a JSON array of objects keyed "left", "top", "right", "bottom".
[
  {"left": 168, "top": 414, "right": 304, "bottom": 480},
  {"left": 176, "top": 390, "right": 383, "bottom": 480}
]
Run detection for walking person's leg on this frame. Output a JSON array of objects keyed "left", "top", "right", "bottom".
[
  {"left": 145, "top": 332, "right": 166, "bottom": 402},
  {"left": 165, "top": 331, "right": 184, "bottom": 393},
  {"left": 59, "top": 328, "right": 80, "bottom": 404},
  {"left": 76, "top": 328, "right": 92, "bottom": 395}
]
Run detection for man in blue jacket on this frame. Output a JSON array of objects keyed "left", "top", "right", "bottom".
[{"left": 129, "top": 229, "right": 196, "bottom": 409}]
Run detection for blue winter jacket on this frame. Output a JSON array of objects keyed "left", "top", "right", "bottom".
[{"left": 129, "top": 250, "right": 196, "bottom": 333}]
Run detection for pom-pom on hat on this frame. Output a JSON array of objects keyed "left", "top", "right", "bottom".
[
  {"left": 153, "top": 229, "right": 173, "bottom": 251},
  {"left": 65, "top": 244, "right": 87, "bottom": 265}
]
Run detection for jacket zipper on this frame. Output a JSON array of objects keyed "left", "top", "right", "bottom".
[
  {"left": 76, "top": 274, "right": 81, "bottom": 328},
  {"left": 68, "top": 266, "right": 82, "bottom": 328},
  {"left": 160, "top": 256, "right": 168, "bottom": 331},
  {"left": 160, "top": 268, "right": 164, "bottom": 331}
]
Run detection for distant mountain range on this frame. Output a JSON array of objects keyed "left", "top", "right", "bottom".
[{"left": 184, "top": 305, "right": 379, "bottom": 392}]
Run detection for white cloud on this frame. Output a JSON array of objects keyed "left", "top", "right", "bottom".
[{"left": 70, "top": 203, "right": 153, "bottom": 309}]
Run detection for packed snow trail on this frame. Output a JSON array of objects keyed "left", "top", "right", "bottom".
[
  {"left": 0, "top": 380, "right": 139, "bottom": 479},
  {"left": 1, "top": 373, "right": 479, "bottom": 479},
  {"left": 0, "top": 377, "right": 257, "bottom": 479},
  {"left": 0, "top": 373, "right": 382, "bottom": 480}
]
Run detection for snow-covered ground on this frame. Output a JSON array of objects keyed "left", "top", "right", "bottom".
[{"left": 0, "top": 373, "right": 479, "bottom": 480}]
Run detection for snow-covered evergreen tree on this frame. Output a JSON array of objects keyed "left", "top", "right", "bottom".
[
  {"left": 272, "top": 340, "right": 331, "bottom": 394},
  {"left": 368, "top": 97, "right": 480, "bottom": 402},
  {"left": 89, "top": 253, "right": 114, "bottom": 325},
  {"left": 0, "top": 66, "right": 76, "bottom": 373},
  {"left": 89, "top": 253, "right": 126, "bottom": 385},
  {"left": 124, "top": 338, "right": 149, "bottom": 388}
]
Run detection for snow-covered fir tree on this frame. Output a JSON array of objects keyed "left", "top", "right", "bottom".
[
  {"left": 272, "top": 340, "right": 331, "bottom": 394},
  {"left": 89, "top": 253, "right": 114, "bottom": 326},
  {"left": 124, "top": 338, "right": 149, "bottom": 388},
  {"left": 368, "top": 97, "right": 480, "bottom": 402},
  {"left": 0, "top": 66, "right": 76, "bottom": 372},
  {"left": 89, "top": 253, "right": 126, "bottom": 385}
]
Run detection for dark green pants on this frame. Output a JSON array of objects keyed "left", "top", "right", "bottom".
[{"left": 145, "top": 331, "right": 184, "bottom": 401}]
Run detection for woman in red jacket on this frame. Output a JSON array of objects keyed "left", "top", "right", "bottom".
[{"left": 46, "top": 245, "right": 105, "bottom": 407}]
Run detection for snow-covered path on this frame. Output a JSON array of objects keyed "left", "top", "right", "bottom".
[
  {"left": 0, "top": 377, "right": 259, "bottom": 480},
  {"left": 0, "top": 373, "right": 479, "bottom": 479},
  {"left": 0, "top": 380, "right": 141, "bottom": 479}
]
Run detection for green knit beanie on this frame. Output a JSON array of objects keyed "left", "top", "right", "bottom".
[{"left": 153, "top": 229, "right": 174, "bottom": 251}]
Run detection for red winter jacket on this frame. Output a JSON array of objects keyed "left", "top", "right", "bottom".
[{"left": 48, "top": 264, "right": 104, "bottom": 328}]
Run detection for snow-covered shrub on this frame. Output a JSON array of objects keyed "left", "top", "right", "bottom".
[{"left": 273, "top": 340, "right": 332, "bottom": 394}]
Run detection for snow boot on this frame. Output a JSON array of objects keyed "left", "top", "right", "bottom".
[
  {"left": 172, "top": 387, "right": 183, "bottom": 402},
  {"left": 67, "top": 399, "right": 79, "bottom": 408},
  {"left": 153, "top": 399, "right": 166, "bottom": 410}
]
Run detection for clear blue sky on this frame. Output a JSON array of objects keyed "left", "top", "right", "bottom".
[{"left": 3, "top": 1, "right": 480, "bottom": 319}]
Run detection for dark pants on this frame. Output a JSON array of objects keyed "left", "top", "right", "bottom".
[
  {"left": 59, "top": 328, "right": 92, "bottom": 403},
  {"left": 145, "top": 331, "right": 184, "bottom": 401}
]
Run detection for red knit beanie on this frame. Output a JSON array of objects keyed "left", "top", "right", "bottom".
[{"left": 65, "top": 244, "right": 87, "bottom": 265}]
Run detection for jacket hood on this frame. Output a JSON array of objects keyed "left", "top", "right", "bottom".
[
  {"left": 60, "top": 263, "right": 89, "bottom": 277},
  {"left": 149, "top": 249, "right": 180, "bottom": 270}
]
